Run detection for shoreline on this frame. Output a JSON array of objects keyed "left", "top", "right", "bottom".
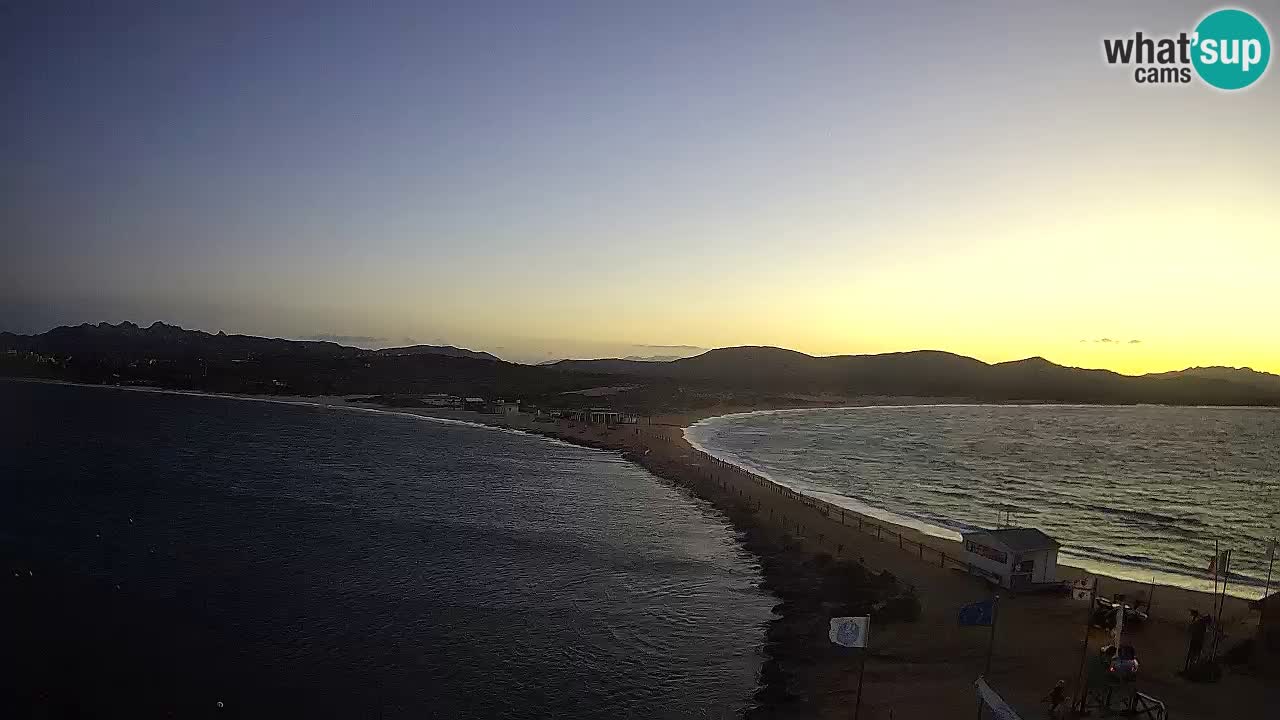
[
  {"left": 684, "top": 409, "right": 1271, "bottom": 602},
  {"left": 8, "top": 379, "right": 1276, "bottom": 717}
]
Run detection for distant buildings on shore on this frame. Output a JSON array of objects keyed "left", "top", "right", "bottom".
[{"left": 416, "top": 395, "right": 637, "bottom": 425}]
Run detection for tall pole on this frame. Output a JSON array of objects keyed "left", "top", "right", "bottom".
[
  {"left": 1212, "top": 549, "right": 1232, "bottom": 661},
  {"left": 853, "top": 622, "right": 870, "bottom": 720},
  {"left": 1265, "top": 540, "right": 1276, "bottom": 600},
  {"left": 984, "top": 593, "right": 1000, "bottom": 676},
  {"left": 1072, "top": 578, "right": 1096, "bottom": 713},
  {"left": 1264, "top": 535, "right": 1274, "bottom": 597},
  {"left": 1209, "top": 538, "right": 1220, "bottom": 634},
  {"left": 975, "top": 594, "right": 1001, "bottom": 719}
]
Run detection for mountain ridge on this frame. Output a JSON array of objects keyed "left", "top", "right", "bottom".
[
  {"left": 0, "top": 322, "right": 500, "bottom": 363},
  {"left": 5, "top": 323, "right": 1280, "bottom": 407}
]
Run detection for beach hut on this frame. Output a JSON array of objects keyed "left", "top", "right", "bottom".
[
  {"left": 575, "top": 408, "right": 621, "bottom": 424},
  {"left": 960, "top": 527, "right": 1060, "bottom": 590},
  {"left": 488, "top": 400, "right": 521, "bottom": 416}
]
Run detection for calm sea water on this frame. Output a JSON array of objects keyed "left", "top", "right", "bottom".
[
  {"left": 687, "top": 404, "right": 1280, "bottom": 598},
  {"left": 1, "top": 381, "right": 771, "bottom": 718}
]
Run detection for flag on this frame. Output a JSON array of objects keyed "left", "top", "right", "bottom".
[
  {"left": 828, "top": 616, "right": 869, "bottom": 648},
  {"left": 959, "top": 599, "right": 995, "bottom": 626},
  {"left": 975, "top": 677, "right": 1024, "bottom": 720},
  {"left": 1207, "top": 550, "right": 1228, "bottom": 576},
  {"left": 1268, "top": 539, "right": 1278, "bottom": 562}
]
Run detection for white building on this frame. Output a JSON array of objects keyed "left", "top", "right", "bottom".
[
  {"left": 574, "top": 408, "right": 620, "bottom": 424},
  {"left": 960, "top": 527, "right": 1060, "bottom": 591},
  {"left": 490, "top": 400, "right": 521, "bottom": 416}
]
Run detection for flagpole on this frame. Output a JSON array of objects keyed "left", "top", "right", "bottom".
[
  {"left": 974, "top": 594, "right": 1001, "bottom": 720},
  {"left": 1072, "top": 578, "right": 1096, "bottom": 713},
  {"left": 984, "top": 593, "right": 1000, "bottom": 676},
  {"left": 853, "top": 622, "right": 869, "bottom": 720},
  {"left": 1265, "top": 540, "right": 1276, "bottom": 599},
  {"left": 1211, "top": 549, "right": 1231, "bottom": 661},
  {"left": 1212, "top": 539, "right": 1220, "bottom": 607}
]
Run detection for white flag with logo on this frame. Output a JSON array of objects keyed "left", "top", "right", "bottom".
[{"left": 829, "top": 616, "right": 869, "bottom": 648}]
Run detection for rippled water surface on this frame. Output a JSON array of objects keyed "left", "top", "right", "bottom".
[
  {"left": 688, "top": 404, "right": 1280, "bottom": 597},
  {"left": 1, "top": 381, "right": 770, "bottom": 717}
]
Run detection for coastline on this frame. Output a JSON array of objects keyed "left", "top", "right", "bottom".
[
  {"left": 684, "top": 407, "right": 1272, "bottom": 603},
  {"left": 8, "top": 379, "right": 1276, "bottom": 718}
]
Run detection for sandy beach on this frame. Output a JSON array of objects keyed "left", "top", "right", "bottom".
[{"left": 18, "top": 382, "right": 1277, "bottom": 718}]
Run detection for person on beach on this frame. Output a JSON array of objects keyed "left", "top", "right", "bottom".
[{"left": 1043, "top": 680, "right": 1066, "bottom": 718}]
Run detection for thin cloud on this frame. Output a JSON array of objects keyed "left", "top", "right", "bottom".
[
  {"left": 299, "top": 333, "right": 385, "bottom": 346},
  {"left": 631, "top": 344, "right": 707, "bottom": 353},
  {"left": 1079, "top": 337, "right": 1143, "bottom": 345}
]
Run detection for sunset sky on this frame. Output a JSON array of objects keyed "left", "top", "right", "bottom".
[{"left": 4, "top": 2, "right": 1278, "bottom": 371}]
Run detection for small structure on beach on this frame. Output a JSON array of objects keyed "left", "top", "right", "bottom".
[
  {"left": 574, "top": 408, "right": 621, "bottom": 424},
  {"left": 488, "top": 399, "right": 521, "bottom": 416},
  {"left": 961, "top": 527, "right": 1060, "bottom": 590}
]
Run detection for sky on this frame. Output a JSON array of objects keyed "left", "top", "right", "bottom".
[{"left": 3, "top": 1, "right": 1278, "bottom": 370}]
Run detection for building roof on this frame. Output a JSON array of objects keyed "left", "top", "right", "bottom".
[{"left": 963, "top": 527, "right": 1059, "bottom": 552}]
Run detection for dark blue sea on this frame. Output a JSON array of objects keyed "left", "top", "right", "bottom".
[{"left": 1, "top": 381, "right": 771, "bottom": 718}]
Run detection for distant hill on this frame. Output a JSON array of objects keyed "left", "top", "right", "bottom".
[
  {"left": 0, "top": 321, "right": 613, "bottom": 399},
  {"left": 0, "top": 321, "right": 363, "bottom": 360},
  {"left": 1144, "top": 366, "right": 1280, "bottom": 392},
  {"left": 620, "top": 355, "right": 687, "bottom": 362},
  {"left": 548, "top": 346, "right": 1280, "bottom": 406},
  {"left": 0, "top": 322, "right": 501, "bottom": 363},
  {"left": 376, "top": 344, "right": 501, "bottom": 362}
]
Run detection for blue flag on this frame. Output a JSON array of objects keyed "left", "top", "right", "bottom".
[{"left": 958, "top": 599, "right": 994, "bottom": 626}]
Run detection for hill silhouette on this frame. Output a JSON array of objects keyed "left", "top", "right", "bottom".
[
  {"left": 0, "top": 322, "right": 498, "bottom": 363},
  {"left": 375, "top": 344, "right": 501, "bottom": 362},
  {"left": 0, "top": 322, "right": 604, "bottom": 400},
  {"left": 548, "top": 347, "right": 1280, "bottom": 406},
  {"left": 4, "top": 324, "right": 1280, "bottom": 408},
  {"left": 1144, "top": 366, "right": 1280, "bottom": 392}
]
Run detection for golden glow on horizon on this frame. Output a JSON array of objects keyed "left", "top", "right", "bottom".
[
  {"left": 215, "top": 175, "right": 1279, "bottom": 374},
  {"left": 313, "top": 175, "right": 1275, "bottom": 374}
]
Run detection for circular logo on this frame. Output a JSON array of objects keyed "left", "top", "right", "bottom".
[
  {"left": 836, "top": 621, "right": 861, "bottom": 646},
  {"left": 1192, "top": 9, "right": 1271, "bottom": 90}
]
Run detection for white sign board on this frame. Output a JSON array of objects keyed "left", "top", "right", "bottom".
[
  {"left": 1071, "top": 576, "right": 1096, "bottom": 601},
  {"left": 829, "top": 616, "right": 869, "bottom": 648}
]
